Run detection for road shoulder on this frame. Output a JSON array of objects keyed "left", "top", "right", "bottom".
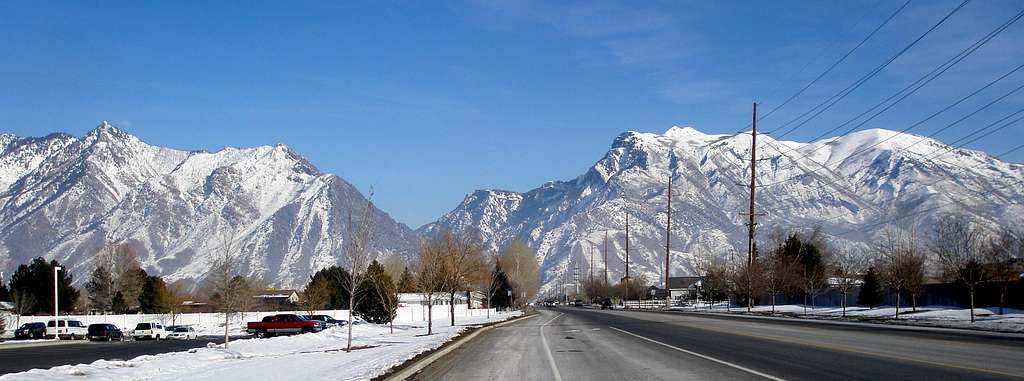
[{"left": 377, "top": 311, "right": 537, "bottom": 381}]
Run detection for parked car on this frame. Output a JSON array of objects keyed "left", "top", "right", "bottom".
[
  {"left": 87, "top": 323, "right": 126, "bottom": 341},
  {"left": 246, "top": 314, "right": 322, "bottom": 338},
  {"left": 46, "top": 319, "right": 87, "bottom": 340},
  {"left": 302, "top": 314, "right": 346, "bottom": 328},
  {"left": 166, "top": 326, "right": 198, "bottom": 340},
  {"left": 132, "top": 322, "right": 167, "bottom": 340},
  {"left": 14, "top": 322, "right": 47, "bottom": 340}
]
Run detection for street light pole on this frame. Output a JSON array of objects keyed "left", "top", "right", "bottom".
[{"left": 53, "top": 265, "right": 62, "bottom": 340}]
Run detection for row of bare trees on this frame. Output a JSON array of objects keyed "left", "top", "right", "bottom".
[{"left": 697, "top": 214, "right": 1023, "bottom": 323}]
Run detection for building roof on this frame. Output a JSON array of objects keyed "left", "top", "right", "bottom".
[
  {"left": 254, "top": 289, "right": 299, "bottom": 298},
  {"left": 667, "top": 276, "right": 701, "bottom": 289}
]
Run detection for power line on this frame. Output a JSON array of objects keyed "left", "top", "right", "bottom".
[
  {"left": 768, "top": 5, "right": 1023, "bottom": 163},
  {"left": 769, "top": 0, "right": 973, "bottom": 140},
  {"left": 755, "top": 0, "right": 913, "bottom": 125}
]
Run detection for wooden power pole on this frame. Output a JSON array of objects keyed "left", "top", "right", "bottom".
[
  {"left": 625, "top": 212, "right": 630, "bottom": 283},
  {"left": 747, "top": 101, "right": 758, "bottom": 268},
  {"left": 665, "top": 171, "right": 672, "bottom": 308},
  {"left": 589, "top": 245, "right": 594, "bottom": 294},
  {"left": 603, "top": 231, "right": 609, "bottom": 285}
]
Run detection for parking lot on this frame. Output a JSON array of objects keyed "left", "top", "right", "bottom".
[{"left": 0, "top": 336, "right": 241, "bottom": 375}]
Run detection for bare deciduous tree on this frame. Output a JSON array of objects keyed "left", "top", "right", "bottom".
[
  {"left": 929, "top": 214, "right": 986, "bottom": 323},
  {"left": 830, "top": 247, "right": 870, "bottom": 317},
  {"left": 207, "top": 229, "right": 240, "bottom": 348},
  {"left": 985, "top": 228, "right": 1024, "bottom": 315},
  {"left": 340, "top": 194, "right": 376, "bottom": 352},
  {"left": 379, "top": 250, "right": 407, "bottom": 283},
  {"left": 415, "top": 235, "right": 449, "bottom": 335},
  {"left": 439, "top": 229, "right": 486, "bottom": 326},
  {"left": 729, "top": 260, "right": 765, "bottom": 312},
  {"left": 764, "top": 250, "right": 801, "bottom": 314},
  {"left": 876, "top": 226, "right": 927, "bottom": 319},
  {"left": 497, "top": 240, "right": 539, "bottom": 308}
]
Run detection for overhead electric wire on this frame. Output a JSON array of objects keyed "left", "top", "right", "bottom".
[
  {"left": 753, "top": 0, "right": 912, "bottom": 125},
  {"left": 768, "top": 0, "right": 972, "bottom": 140},
  {"left": 784, "top": 6, "right": 1024, "bottom": 152}
]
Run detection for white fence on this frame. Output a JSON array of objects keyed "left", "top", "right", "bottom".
[{"left": 2, "top": 303, "right": 495, "bottom": 335}]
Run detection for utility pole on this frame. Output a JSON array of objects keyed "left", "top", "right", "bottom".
[
  {"left": 665, "top": 170, "right": 672, "bottom": 308},
  {"left": 747, "top": 101, "right": 758, "bottom": 268},
  {"left": 625, "top": 212, "right": 630, "bottom": 301},
  {"left": 574, "top": 260, "right": 580, "bottom": 299},
  {"left": 589, "top": 246, "right": 594, "bottom": 297},
  {"left": 618, "top": 213, "right": 626, "bottom": 284},
  {"left": 603, "top": 231, "right": 609, "bottom": 285}
]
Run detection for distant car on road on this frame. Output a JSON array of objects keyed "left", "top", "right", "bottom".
[
  {"left": 247, "top": 314, "right": 322, "bottom": 338},
  {"left": 132, "top": 322, "right": 167, "bottom": 340},
  {"left": 166, "top": 326, "right": 198, "bottom": 340},
  {"left": 302, "top": 314, "right": 346, "bottom": 328},
  {"left": 14, "top": 322, "right": 47, "bottom": 340},
  {"left": 543, "top": 300, "right": 557, "bottom": 308},
  {"left": 599, "top": 298, "right": 613, "bottom": 310},
  {"left": 87, "top": 323, "right": 126, "bottom": 341},
  {"left": 572, "top": 299, "right": 584, "bottom": 307},
  {"left": 47, "top": 319, "right": 87, "bottom": 340}
]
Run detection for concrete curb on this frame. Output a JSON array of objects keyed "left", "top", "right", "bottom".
[
  {"left": 383, "top": 313, "right": 538, "bottom": 381},
  {"left": 0, "top": 340, "right": 81, "bottom": 350}
]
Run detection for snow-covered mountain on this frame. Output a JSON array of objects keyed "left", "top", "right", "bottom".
[
  {"left": 0, "top": 123, "right": 418, "bottom": 288},
  {"left": 422, "top": 127, "right": 1024, "bottom": 293}
]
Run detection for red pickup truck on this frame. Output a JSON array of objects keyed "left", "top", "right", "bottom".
[{"left": 246, "top": 314, "right": 323, "bottom": 338}]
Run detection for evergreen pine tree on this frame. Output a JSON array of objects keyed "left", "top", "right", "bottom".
[
  {"left": 858, "top": 267, "right": 884, "bottom": 308},
  {"left": 139, "top": 275, "right": 171, "bottom": 313},
  {"left": 111, "top": 291, "right": 128, "bottom": 314},
  {"left": 8, "top": 257, "right": 79, "bottom": 314},
  {"left": 396, "top": 267, "right": 415, "bottom": 293},
  {"left": 310, "top": 266, "right": 351, "bottom": 309},
  {"left": 0, "top": 282, "right": 10, "bottom": 302},
  {"left": 354, "top": 260, "right": 398, "bottom": 324}
]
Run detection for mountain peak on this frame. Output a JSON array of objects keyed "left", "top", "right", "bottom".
[
  {"left": 85, "top": 121, "right": 132, "bottom": 142},
  {"left": 665, "top": 126, "right": 703, "bottom": 137}
]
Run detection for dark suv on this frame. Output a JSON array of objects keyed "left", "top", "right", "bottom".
[
  {"left": 302, "top": 314, "right": 346, "bottom": 328},
  {"left": 87, "top": 323, "right": 126, "bottom": 341},
  {"left": 14, "top": 322, "right": 47, "bottom": 340}
]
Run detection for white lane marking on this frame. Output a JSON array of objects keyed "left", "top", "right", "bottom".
[
  {"left": 540, "top": 313, "right": 565, "bottom": 381},
  {"left": 608, "top": 326, "right": 787, "bottom": 381}
]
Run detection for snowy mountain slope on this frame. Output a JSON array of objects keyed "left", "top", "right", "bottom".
[
  {"left": 0, "top": 123, "right": 418, "bottom": 288},
  {"left": 421, "top": 126, "right": 1024, "bottom": 294}
]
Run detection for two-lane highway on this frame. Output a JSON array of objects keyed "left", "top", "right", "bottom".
[{"left": 413, "top": 308, "right": 1024, "bottom": 381}]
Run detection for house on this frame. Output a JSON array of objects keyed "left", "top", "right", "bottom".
[
  {"left": 178, "top": 300, "right": 215, "bottom": 313},
  {"left": 254, "top": 289, "right": 300, "bottom": 311},
  {"left": 667, "top": 276, "right": 702, "bottom": 303}
]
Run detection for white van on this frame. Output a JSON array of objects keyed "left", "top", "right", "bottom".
[
  {"left": 132, "top": 322, "right": 167, "bottom": 340},
  {"left": 46, "top": 319, "right": 88, "bottom": 340}
]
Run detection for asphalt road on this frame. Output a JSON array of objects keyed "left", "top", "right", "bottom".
[
  {"left": 0, "top": 337, "right": 229, "bottom": 375},
  {"left": 413, "top": 308, "right": 1024, "bottom": 381}
]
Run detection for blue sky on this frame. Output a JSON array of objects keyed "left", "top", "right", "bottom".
[{"left": 1, "top": 0, "right": 1022, "bottom": 227}]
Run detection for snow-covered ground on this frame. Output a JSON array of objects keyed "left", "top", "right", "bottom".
[
  {"left": 1, "top": 309, "right": 522, "bottom": 381},
  {"left": 676, "top": 303, "right": 1024, "bottom": 333}
]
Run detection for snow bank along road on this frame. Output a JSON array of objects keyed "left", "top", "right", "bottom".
[{"left": 413, "top": 308, "right": 1024, "bottom": 381}]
